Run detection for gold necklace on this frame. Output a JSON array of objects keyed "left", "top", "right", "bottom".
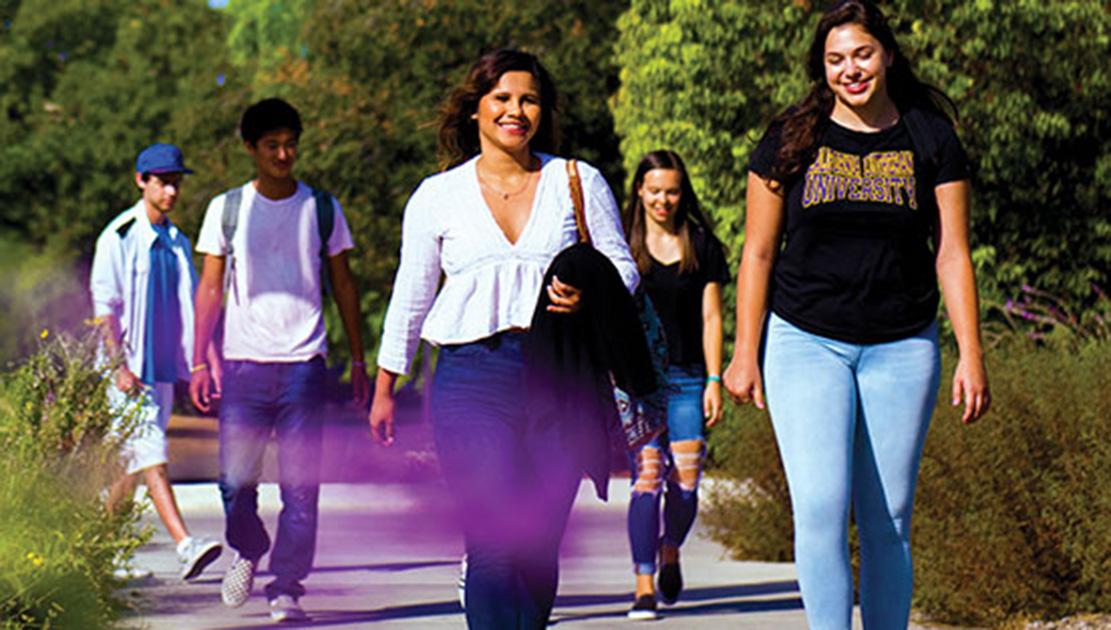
[{"left": 478, "top": 169, "right": 535, "bottom": 200}]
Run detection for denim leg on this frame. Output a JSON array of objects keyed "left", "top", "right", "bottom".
[
  {"left": 431, "top": 333, "right": 578, "bottom": 630},
  {"left": 764, "top": 315, "right": 857, "bottom": 630},
  {"left": 853, "top": 324, "right": 939, "bottom": 630},
  {"left": 265, "top": 357, "right": 325, "bottom": 600},
  {"left": 518, "top": 402, "right": 584, "bottom": 628},
  {"left": 661, "top": 365, "right": 705, "bottom": 549},
  {"left": 627, "top": 440, "right": 663, "bottom": 574},
  {"left": 219, "top": 360, "right": 275, "bottom": 563}
]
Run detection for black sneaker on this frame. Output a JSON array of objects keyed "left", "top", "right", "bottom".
[
  {"left": 627, "top": 594, "right": 658, "bottom": 620},
  {"left": 658, "top": 560, "right": 683, "bottom": 604}
]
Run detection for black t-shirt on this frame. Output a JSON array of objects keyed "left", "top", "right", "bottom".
[
  {"left": 641, "top": 227, "right": 731, "bottom": 368},
  {"left": 749, "top": 110, "right": 970, "bottom": 344}
]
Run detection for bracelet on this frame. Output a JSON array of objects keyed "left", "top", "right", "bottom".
[
  {"left": 706, "top": 375, "right": 722, "bottom": 384},
  {"left": 190, "top": 364, "right": 209, "bottom": 373},
  {"left": 352, "top": 361, "right": 367, "bottom": 367}
]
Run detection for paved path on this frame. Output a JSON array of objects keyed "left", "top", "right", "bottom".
[
  {"left": 120, "top": 481, "right": 935, "bottom": 629},
  {"left": 120, "top": 409, "right": 939, "bottom": 628}
]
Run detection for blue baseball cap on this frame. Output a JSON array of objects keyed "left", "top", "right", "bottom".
[{"left": 135, "top": 143, "right": 194, "bottom": 175}]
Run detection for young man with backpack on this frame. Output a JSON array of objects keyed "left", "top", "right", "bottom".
[{"left": 190, "top": 98, "right": 369, "bottom": 622}]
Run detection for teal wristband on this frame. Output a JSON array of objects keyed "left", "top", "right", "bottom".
[{"left": 706, "top": 375, "right": 722, "bottom": 384}]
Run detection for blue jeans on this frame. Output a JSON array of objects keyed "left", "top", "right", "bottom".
[
  {"left": 628, "top": 364, "right": 705, "bottom": 574},
  {"left": 430, "top": 332, "right": 583, "bottom": 630},
  {"left": 763, "top": 314, "right": 940, "bottom": 630},
  {"left": 219, "top": 357, "right": 325, "bottom": 600}
]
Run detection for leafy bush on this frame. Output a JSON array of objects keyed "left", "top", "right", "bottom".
[
  {"left": 704, "top": 333, "right": 1111, "bottom": 627},
  {"left": 0, "top": 331, "right": 143, "bottom": 629}
]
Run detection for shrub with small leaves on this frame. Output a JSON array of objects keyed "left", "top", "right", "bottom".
[{"left": 0, "top": 331, "right": 144, "bottom": 629}]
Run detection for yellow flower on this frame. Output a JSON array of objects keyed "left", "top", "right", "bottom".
[
  {"left": 40, "top": 329, "right": 49, "bottom": 339},
  {"left": 26, "top": 552, "right": 44, "bottom": 567}
]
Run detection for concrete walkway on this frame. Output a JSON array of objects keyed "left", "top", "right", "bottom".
[
  {"left": 119, "top": 480, "right": 933, "bottom": 629},
  {"left": 119, "top": 409, "right": 943, "bottom": 629}
]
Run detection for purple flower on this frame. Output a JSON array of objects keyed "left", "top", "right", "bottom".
[{"left": 216, "top": 73, "right": 226, "bottom": 87}]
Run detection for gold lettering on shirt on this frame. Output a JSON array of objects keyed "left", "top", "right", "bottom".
[{"left": 802, "top": 147, "right": 917, "bottom": 210}]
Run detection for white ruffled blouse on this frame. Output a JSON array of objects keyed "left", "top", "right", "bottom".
[{"left": 377, "top": 153, "right": 639, "bottom": 375}]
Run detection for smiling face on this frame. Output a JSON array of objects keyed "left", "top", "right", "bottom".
[
  {"left": 246, "top": 128, "right": 299, "bottom": 182},
  {"left": 638, "top": 168, "right": 683, "bottom": 230},
  {"left": 824, "top": 23, "right": 894, "bottom": 118},
  {"left": 474, "top": 71, "right": 542, "bottom": 158}
]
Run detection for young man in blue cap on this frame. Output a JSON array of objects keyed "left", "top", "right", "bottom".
[
  {"left": 190, "top": 98, "right": 369, "bottom": 622},
  {"left": 91, "top": 143, "right": 223, "bottom": 581}
]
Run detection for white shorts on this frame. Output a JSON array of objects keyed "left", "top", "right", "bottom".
[{"left": 108, "top": 381, "right": 174, "bottom": 475}]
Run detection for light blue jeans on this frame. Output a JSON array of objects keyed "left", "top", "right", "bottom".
[{"left": 763, "top": 313, "right": 940, "bottom": 630}]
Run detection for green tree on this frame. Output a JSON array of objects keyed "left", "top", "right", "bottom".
[{"left": 0, "top": 0, "right": 246, "bottom": 256}]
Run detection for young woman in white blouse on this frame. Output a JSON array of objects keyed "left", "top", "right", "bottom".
[{"left": 368, "top": 49, "right": 638, "bottom": 630}]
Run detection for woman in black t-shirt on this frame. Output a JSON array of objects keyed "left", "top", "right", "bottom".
[
  {"left": 723, "top": 2, "right": 990, "bottom": 629},
  {"left": 621, "top": 150, "right": 730, "bottom": 619}
]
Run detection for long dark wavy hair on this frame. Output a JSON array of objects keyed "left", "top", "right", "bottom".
[
  {"left": 437, "top": 49, "right": 560, "bottom": 170},
  {"left": 769, "top": 0, "right": 957, "bottom": 182},
  {"left": 623, "top": 150, "right": 721, "bottom": 276}
]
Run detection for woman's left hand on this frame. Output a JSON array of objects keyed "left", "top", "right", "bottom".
[
  {"left": 704, "top": 379, "right": 723, "bottom": 427},
  {"left": 952, "top": 354, "right": 991, "bottom": 424},
  {"left": 546, "top": 275, "right": 582, "bottom": 314}
]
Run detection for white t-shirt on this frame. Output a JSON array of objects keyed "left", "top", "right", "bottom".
[
  {"left": 196, "top": 182, "right": 354, "bottom": 362},
  {"left": 377, "top": 154, "right": 638, "bottom": 375}
]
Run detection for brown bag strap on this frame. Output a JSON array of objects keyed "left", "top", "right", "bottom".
[{"left": 567, "top": 159, "right": 590, "bottom": 244}]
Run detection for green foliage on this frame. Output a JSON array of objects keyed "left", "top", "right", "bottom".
[
  {"left": 223, "top": 0, "right": 313, "bottom": 83},
  {"left": 613, "top": 0, "right": 1111, "bottom": 305},
  {"left": 0, "top": 231, "right": 89, "bottom": 366},
  {"left": 702, "top": 334, "right": 1111, "bottom": 627},
  {"left": 0, "top": 0, "right": 247, "bottom": 259},
  {"left": 703, "top": 402, "right": 793, "bottom": 562},
  {"left": 914, "top": 337, "right": 1111, "bottom": 626},
  {"left": 0, "top": 332, "right": 144, "bottom": 629}
]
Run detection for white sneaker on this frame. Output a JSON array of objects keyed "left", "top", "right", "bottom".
[
  {"left": 269, "top": 594, "right": 307, "bottom": 622},
  {"left": 221, "top": 554, "right": 256, "bottom": 607},
  {"left": 112, "top": 562, "right": 153, "bottom": 581},
  {"left": 177, "top": 536, "right": 223, "bottom": 581}
]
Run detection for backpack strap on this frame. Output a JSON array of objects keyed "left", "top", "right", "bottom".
[
  {"left": 313, "top": 187, "right": 335, "bottom": 295},
  {"left": 567, "top": 159, "right": 590, "bottom": 244},
  {"left": 220, "top": 187, "right": 243, "bottom": 299}
]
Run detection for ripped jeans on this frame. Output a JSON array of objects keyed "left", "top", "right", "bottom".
[{"left": 627, "top": 364, "right": 706, "bottom": 574}]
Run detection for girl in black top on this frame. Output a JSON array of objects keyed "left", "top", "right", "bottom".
[
  {"left": 622, "top": 150, "right": 730, "bottom": 619},
  {"left": 723, "top": 2, "right": 990, "bottom": 629}
]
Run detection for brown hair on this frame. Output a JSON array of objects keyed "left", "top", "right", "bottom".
[
  {"left": 437, "top": 49, "right": 560, "bottom": 170},
  {"left": 622, "top": 150, "right": 721, "bottom": 275},
  {"left": 769, "top": 0, "right": 956, "bottom": 183}
]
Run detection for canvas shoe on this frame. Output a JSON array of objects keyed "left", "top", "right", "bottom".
[
  {"left": 627, "top": 594, "right": 658, "bottom": 620},
  {"left": 658, "top": 545, "right": 683, "bottom": 604},
  {"left": 221, "top": 554, "right": 256, "bottom": 608},
  {"left": 269, "top": 594, "right": 307, "bottom": 622},
  {"left": 177, "top": 536, "right": 222, "bottom": 581}
]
